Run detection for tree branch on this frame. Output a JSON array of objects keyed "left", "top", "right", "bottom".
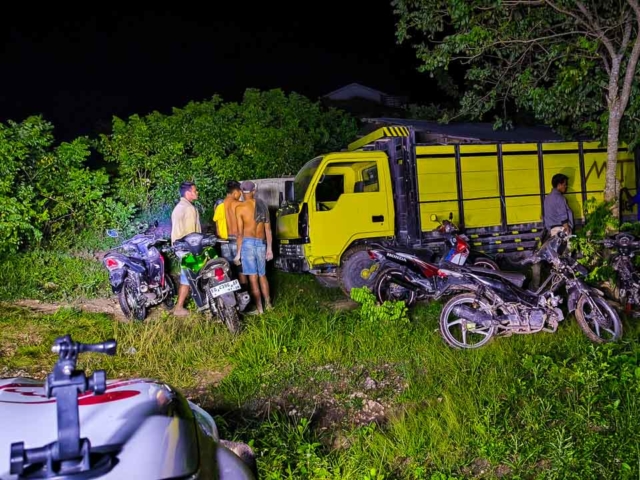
[
  {"left": 618, "top": 0, "right": 640, "bottom": 112},
  {"left": 545, "top": 0, "right": 618, "bottom": 60}
]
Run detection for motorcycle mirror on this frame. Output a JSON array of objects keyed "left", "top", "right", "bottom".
[
  {"left": 106, "top": 229, "right": 119, "bottom": 238},
  {"left": 449, "top": 212, "right": 453, "bottom": 221}
]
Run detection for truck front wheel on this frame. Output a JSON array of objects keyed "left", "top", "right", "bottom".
[{"left": 338, "top": 245, "right": 380, "bottom": 297}]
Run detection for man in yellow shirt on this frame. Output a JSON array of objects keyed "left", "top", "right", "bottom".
[
  {"left": 171, "top": 181, "right": 201, "bottom": 316},
  {"left": 213, "top": 180, "right": 246, "bottom": 287}
]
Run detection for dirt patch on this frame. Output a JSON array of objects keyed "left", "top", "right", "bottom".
[
  {"left": 239, "top": 362, "right": 408, "bottom": 447},
  {"left": 13, "top": 298, "right": 128, "bottom": 321}
]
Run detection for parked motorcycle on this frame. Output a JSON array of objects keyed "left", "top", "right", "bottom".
[
  {"left": 0, "top": 334, "right": 256, "bottom": 479},
  {"left": 437, "top": 232, "right": 623, "bottom": 349},
  {"left": 171, "top": 232, "right": 251, "bottom": 334},
  {"left": 597, "top": 232, "right": 640, "bottom": 315},
  {"left": 368, "top": 213, "right": 500, "bottom": 306},
  {"left": 102, "top": 223, "right": 176, "bottom": 321}
]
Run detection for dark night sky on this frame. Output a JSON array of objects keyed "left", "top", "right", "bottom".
[{"left": 1, "top": 2, "right": 437, "bottom": 141}]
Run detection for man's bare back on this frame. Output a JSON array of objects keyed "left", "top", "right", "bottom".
[
  {"left": 224, "top": 197, "right": 242, "bottom": 236},
  {"left": 235, "top": 199, "right": 266, "bottom": 239}
]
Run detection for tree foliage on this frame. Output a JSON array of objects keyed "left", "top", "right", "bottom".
[
  {"left": 0, "top": 116, "right": 128, "bottom": 256},
  {"left": 98, "top": 88, "right": 358, "bottom": 213},
  {"left": 393, "top": 0, "right": 640, "bottom": 201}
]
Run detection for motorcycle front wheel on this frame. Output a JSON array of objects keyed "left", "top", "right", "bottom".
[
  {"left": 575, "top": 294, "right": 623, "bottom": 343},
  {"left": 162, "top": 274, "right": 177, "bottom": 310},
  {"left": 118, "top": 276, "right": 147, "bottom": 321}
]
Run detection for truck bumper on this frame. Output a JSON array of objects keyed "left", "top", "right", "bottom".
[{"left": 275, "top": 255, "right": 309, "bottom": 273}]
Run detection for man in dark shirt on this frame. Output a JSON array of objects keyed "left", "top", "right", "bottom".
[
  {"left": 543, "top": 173, "right": 574, "bottom": 236},
  {"left": 531, "top": 173, "right": 574, "bottom": 290}
]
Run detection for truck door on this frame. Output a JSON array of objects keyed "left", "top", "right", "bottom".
[{"left": 307, "top": 156, "right": 394, "bottom": 266}]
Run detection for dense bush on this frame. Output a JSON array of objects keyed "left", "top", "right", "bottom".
[
  {"left": 97, "top": 88, "right": 358, "bottom": 214},
  {"left": 0, "top": 116, "right": 133, "bottom": 256},
  {"left": 0, "top": 89, "right": 358, "bottom": 254}
]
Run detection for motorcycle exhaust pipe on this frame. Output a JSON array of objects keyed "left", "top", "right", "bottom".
[
  {"left": 382, "top": 273, "right": 420, "bottom": 292},
  {"left": 452, "top": 305, "right": 494, "bottom": 326}
]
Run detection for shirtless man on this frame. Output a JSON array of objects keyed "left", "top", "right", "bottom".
[
  {"left": 234, "top": 180, "right": 273, "bottom": 314},
  {"left": 213, "top": 180, "right": 246, "bottom": 286}
]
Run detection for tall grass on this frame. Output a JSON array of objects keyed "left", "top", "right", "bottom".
[{"left": 1, "top": 263, "right": 640, "bottom": 479}]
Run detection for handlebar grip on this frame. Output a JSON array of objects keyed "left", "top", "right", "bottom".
[{"left": 80, "top": 339, "right": 117, "bottom": 356}]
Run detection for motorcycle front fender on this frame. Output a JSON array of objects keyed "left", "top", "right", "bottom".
[{"left": 567, "top": 279, "right": 605, "bottom": 312}]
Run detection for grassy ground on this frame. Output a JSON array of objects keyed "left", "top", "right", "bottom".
[{"left": 1, "top": 251, "right": 640, "bottom": 479}]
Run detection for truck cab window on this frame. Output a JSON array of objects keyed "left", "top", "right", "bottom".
[
  {"left": 361, "top": 165, "right": 379, "bottom": 192},
  {"left": 316, "top": 174, "right": 344, "bottom": 211}
]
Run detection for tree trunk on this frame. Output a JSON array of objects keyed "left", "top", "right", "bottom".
[{"left": 604, "top": 107, "right": 622, "bottom": 218}]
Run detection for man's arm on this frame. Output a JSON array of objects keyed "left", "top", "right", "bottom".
[
  {"left": 234, "top": 205, "right": 244, "bottom": 264},
  {"left": 265, "top": 221, "right": 273, "bottom": 261}
]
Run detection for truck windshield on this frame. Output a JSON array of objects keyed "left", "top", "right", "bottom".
[{"left": 293, "top": 156, "right": 323, "bottom": 202}]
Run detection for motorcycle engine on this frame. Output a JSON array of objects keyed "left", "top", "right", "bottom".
[{"left": 528, "top": 309, "right": 545, "bottom": 327}]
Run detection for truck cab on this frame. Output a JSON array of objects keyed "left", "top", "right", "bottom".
[{"left": 275, "top": 151, "right": 396, "bottom": 291}]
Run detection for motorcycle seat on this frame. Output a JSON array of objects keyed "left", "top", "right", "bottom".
[
  {"left": 467, "top": 266, "right": 527, "bottom": 288},
  {"left": 385, "top": 245, "right": 435, "bottom": 261}
]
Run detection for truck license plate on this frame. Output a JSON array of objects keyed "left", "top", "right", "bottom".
[{"left": 210, "top": 280, "right": 241, "bottom": 298}]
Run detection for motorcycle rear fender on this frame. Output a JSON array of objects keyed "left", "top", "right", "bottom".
[
  {"left": 106, "top": 252, "right": 146, "bottom": 274},
  {"left": 109, "top": 268, "right": 127, "bottom": 294},
  {"left": 220, "top": 291, "right": 237, "bottom": 307}
]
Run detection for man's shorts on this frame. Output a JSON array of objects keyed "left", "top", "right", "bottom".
[
  {"left": 180, "top": 267, "right": 189, "bottom": 286},
  {"left": 220, "top": 237, "right": 238, "bottom": 262},
  {"left": 241, "top": 237, "right": 266, "bottom": 276}
]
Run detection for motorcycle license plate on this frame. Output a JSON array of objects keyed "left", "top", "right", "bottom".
[{"left": 209, "top": 280, "right": 241, "bottom": 298}]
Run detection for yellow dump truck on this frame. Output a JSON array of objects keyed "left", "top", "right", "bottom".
[{"left": 275, "top": 120, "right": 638, "bottom": 294}]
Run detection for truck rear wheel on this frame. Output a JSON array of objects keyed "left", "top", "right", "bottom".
[{"left": 338, "top": 245, "right": 380, "bottom": 297}]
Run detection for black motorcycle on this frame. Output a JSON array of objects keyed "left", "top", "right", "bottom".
[
  {"left": 437, "top": 232, "right": 623, "bottom": 349},
  {"left": 102, "top": 225, "right": 176, "bottom": 321},
  {"left": 598, "top": 232, "right": 640, "bottom": 315},
  {"left": 368, "top": 213, "right": 500, "bottom": 306},
  {"left": 171, "top": 232, "right": 251, "bottom": 334}
]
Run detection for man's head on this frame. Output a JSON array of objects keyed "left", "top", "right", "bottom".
[
  {"left": 552, "top": 173, "right": 569, "bottom": 194},
  {"left": 240, "top": 180, "right": 257, "bottom": 198},
  {"left": 179, "top": 181, "right": 198, "bottom": 202},
  {"left": 226, "top": 180, "right": 242, "bottom": 200}
]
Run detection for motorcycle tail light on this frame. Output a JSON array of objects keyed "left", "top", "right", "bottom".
[
  {"left": 104, "top": 258, "right": 122, "bottom": 270},
  {"left": 214, "top": 268, "right": 225, "bottom": 281}
]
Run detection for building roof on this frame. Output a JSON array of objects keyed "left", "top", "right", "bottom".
[{"left": 322, "top": 83, "right": 389, "bottom": 99}]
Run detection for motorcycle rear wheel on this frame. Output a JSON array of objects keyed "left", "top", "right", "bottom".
[
  {"left": 439, "top": 293, "right": 496, "bottom": 349},
  {"left": 208, "top": 290, "right": 241, "bottom": 335},
  {"left": 118, "top": 276, "right": 147, "bottom": 321},
  {"left": 373, "top": 267, "right": 418, "bottom": 307}
]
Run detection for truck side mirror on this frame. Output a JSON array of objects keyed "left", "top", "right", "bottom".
[{"left": 284, "top": 181, "right": 294, "bottom": 203}]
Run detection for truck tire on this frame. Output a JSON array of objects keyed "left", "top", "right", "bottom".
[{"left": 338, "top": 245, "right": 380, "bottom": 297}]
